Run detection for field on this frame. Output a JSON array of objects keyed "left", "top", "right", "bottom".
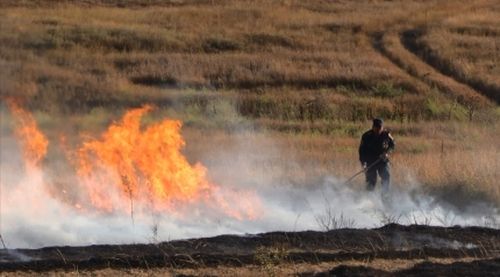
[
  {"left": 0, "top": 0, "right": 499, "bottom": 275},
  {"left": 2, "top": 224, "right": 500, "bottom": 276}
]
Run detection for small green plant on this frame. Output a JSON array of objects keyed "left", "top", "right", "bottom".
[{"left": 371, "top": 82, "right": 404, "bottom": 98}]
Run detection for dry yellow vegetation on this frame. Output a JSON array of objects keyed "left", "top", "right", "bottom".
[
  {"left": 0, "top": 0, "right": 499, "bottom": 204},
  {"left": 2, "top": 257, "right": 483, "bottom": 276}
]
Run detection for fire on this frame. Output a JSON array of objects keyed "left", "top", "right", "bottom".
[
  {"left": 4, "top": 102, "right": 260, "bottom": 220},
  {"left": 5, "top": 99, "right": 48, "bottom": 170},
  {"left": 75, "top": 105, "right": 260, "bottom": 219}
]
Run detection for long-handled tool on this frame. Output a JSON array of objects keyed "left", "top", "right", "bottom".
[{"left": 343, "top": 157, "right": 383, "bottom": 185}]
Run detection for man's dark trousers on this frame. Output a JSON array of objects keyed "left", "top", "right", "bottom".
[{"left": 365, "top": 161, "right": 390, "bottom": 192}]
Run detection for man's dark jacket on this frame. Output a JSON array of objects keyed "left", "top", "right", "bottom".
[{"left": 359, "top": 130, "right": 395, "bottom": 165}]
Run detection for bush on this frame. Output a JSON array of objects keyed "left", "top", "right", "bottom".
[
  {"left": 202, "top": 37, "right": 241, "bottom": 53},
  {"left": 371, "top": 82, "right": 405, "bottom": 98}
]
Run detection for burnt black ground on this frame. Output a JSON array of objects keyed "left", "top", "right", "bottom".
[{"left": 1, "top": 224, "right": 500, "bottom": 273}]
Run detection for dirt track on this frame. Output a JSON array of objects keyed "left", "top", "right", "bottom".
[{"left": 1, "top": 224, "right": 499, "bottom": 275}]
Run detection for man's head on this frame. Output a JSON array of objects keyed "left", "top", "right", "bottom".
[{"left": 372, "top": 118, "right": 384, "bottom": 134}]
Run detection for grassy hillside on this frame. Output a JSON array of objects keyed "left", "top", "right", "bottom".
[{"left": 1, "top": 0, "right": 499, "bottom": 203}]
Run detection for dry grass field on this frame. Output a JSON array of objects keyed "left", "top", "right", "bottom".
[
  {"left": 1, "top": 1, "right": 500, "bottom": 275},
  {"left": 1, "top": 0, "right": 499, "bottom": 203},
  {"left": 2, "top": 257, "right": 483, "bottom": 276}
]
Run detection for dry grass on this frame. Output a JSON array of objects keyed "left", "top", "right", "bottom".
[
  {"left": 418, "top": 7, "right": 500, "bottom": 103},
  {"left": 0, "top": 1, "right": 499, "bottom": 207},
  {"left": 180, "top": 121, "right": 500, "bottom": 205},
  {"left": 2, "top": 257, "right": 481, "bottom": 276},
  {"left": 378, "top": 31, "right": 490, "bottom": 115},
  {"left": 1, "top": 0, "right": 498, "bottom": 119}
]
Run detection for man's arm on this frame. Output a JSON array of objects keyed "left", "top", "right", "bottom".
[
  {"left": 387, "top": 132, "right": 395, "bottom": 153},
  {"left": 379, "top": 132, "right": 395, "bottom": 162}
]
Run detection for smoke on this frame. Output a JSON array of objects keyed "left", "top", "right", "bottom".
[
  {"left": 0, "top": 250, "right": 32, "bottom": 263},
  {"left": 1, "top": 101, "right": 499, "bottom": 250}
]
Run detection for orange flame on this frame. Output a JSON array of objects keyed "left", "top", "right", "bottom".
[
  {"left": 75, "top": 105, "right": 260, "bottom": 219},
  {"left": 6, "top": 99, "right": 48, "bottom": 170},
  {"left": 6, "top": 102, "right": 260, "bottom": 220}
]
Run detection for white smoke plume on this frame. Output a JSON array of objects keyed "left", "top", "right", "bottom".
[{"left": 0, "top": 103, "right": 499, "bottom": 250}]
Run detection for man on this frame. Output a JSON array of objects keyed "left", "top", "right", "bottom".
[{"left": 358, "top": 118, "right": 395, "bottom": 192}]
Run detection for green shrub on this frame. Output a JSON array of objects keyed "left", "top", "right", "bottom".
[{"left": 371, "top": 82, "right": 405, "bottom": 98}]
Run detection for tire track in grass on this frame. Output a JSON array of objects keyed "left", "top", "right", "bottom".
[
  {"left": 368, "top": 0, "right": 496, "bottom": 120},
  {"left": 372, "top": 31, "right": 491, "bottom": 112},
  {"left": 402, "top": 28, "right": 500, "bottom": 104}
]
